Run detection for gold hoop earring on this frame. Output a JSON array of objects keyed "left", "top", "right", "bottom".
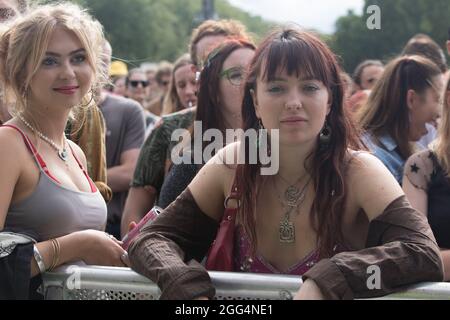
[
  {"left": 20, "top": 88, "right": 29, "bottom": 109},
  {"left": 79, "top": 88, "right": 95, "bottom": 109}
]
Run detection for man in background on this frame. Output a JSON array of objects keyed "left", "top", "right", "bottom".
[{"left": 100, "top": 41, "right": 146, "bottom": 239}]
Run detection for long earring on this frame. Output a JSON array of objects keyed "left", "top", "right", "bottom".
[{"left": 319, "top": 119, "right": 332, "bottom": 146}]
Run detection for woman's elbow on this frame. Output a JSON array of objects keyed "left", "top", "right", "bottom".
[{"left": 420, "top": 242, "right": 444, "bottom": 282}]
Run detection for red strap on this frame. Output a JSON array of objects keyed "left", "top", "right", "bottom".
[
  {"left": 1, "top": 124, "right": 61, "bottom": 184},
  {"left": 67, "top": 143, "right": 97, "bottom": 193}
]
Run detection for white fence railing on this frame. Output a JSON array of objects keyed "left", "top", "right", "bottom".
[{"left": 41, "top": 265, "right": 450, "bottom": 300}]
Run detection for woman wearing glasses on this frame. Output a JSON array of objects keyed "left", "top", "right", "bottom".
[
  {"left": 120, "top": 20, "right": 253, "bottom": 238},
  {"left": 157, "top": 39, "right": 255, "bottom": 209},
  {"left": 161, "top": 54, "right": 197, "bottom": 116}
]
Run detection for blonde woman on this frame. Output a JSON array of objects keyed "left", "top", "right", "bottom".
[
  {"left": 403, "top": 77, "right": 450, "bottom": 281},
  {"left": 161, "top": 54, "right": 197, "bottom": 115},
  {"left": 0, "top": 2, "right": 127, "bottom": 298}
]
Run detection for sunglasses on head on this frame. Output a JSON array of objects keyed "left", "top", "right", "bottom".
[{"left": 130, "top": 80, "right": 149, "bottom": 88}]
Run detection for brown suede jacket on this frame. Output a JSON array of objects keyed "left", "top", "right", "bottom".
[{"left": 128, "top": 189, "right": 444, "bottom": 300}]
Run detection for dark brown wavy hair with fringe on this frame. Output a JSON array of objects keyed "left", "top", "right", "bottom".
[{"left": 235, "top": 28, "right": 364, "bottom": 258}]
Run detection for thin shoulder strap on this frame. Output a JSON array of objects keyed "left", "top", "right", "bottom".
[
  {"left": 67, "top": 142, "right": 97, "bottom": 193},
  {"left": 1, "top": 124, "right": 61, "bottom": 184}
]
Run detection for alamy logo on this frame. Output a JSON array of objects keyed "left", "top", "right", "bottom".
[
  {"left": 366, "top": 5, "right": 381, "bottom": 30},
  {"left": 66, "top": 265, "right": 81, "bottom": 290},
  {"left": 170, "top": 121, "right": 280, "bottom": 175},
  {"left": 367, "top": 265, "right": 381, "bottom": 290}
]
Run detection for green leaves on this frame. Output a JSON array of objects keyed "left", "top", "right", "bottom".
[
  {"left": 331, "top": 0, "right": 450, "bottom": 74},
  {"left": 57, "top": 0, "right": 272, "bottom": 65}
]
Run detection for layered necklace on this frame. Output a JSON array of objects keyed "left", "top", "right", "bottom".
[
  {"left": 272, "top": 173, "right": 311, "bottom": 244},
  {"left": 17, "top": 114, "right": 69, "bottom": 162}
]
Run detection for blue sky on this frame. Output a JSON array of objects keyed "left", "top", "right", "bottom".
[{"left": 228, "top": 0, "right": 365, "bottom": 34}]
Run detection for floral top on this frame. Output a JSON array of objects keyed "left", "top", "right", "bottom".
[{"left": 131, "top": 107, "right": 195, "bottom": 194}]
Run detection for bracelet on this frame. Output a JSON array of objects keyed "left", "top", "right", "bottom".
[
  {"left": 49, "top": 238, "right": 60, "bottom": 271},
  {"left": 33, "top": 245, "right": 46, "bottom": 274}
]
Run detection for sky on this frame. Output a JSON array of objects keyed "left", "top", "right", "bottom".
[{"left": 227, "top": 0, "right": 365, "bottom": 34}]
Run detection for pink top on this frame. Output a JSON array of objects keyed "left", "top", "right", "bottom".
[{"left": 233, "top": 226, "right": 319, "bottom": 275}]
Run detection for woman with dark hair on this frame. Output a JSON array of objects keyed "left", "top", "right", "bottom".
[
  {"left": 359, "top": 55, "right": 444, "bottom": 184},
  {"left": 128, "top": 28, "right": 443, "bottom": 300},
  {"left": 401, "top": 34, "right": 448, "bottom": 149},
  {"left": 120, "top": 20, "right": 253, "bottom": 237},
  {"left": 157, "top": 39, "right": 255, "bottom": 209}
]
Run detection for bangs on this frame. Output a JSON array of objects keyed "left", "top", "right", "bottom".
[{"left": 259, "top": 33, "right": 332, "bottom": 85}]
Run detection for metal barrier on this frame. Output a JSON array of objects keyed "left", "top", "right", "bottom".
[{"left": 42, "top": 265, "right": 450, "bottom": 300}]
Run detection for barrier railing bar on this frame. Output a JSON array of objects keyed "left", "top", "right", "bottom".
[{"left": 42, "top": 265, "right": 450, "bottom": 300}]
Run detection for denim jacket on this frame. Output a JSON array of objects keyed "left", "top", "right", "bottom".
[{"left": 363, "top": 133, "right": 406, "bottom": 184}]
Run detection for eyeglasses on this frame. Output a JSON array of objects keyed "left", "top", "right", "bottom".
[
  {"left": 130, "top": 80, "right": 149, "bottom": 88},
  {"left": 220, "top": 67, "right": 246, "bottom": 86}
]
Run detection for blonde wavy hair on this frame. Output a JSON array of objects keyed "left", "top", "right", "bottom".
[
  {"left": 0, "top": 2, "right": 107, "bottom": 120},
  {"left": 161, "top": 53, "right": 194, "bottom": 116},
  {"left": 432, "top": 77, "right": 450, "bottom": 174}
]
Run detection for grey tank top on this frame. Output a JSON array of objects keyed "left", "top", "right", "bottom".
[{"left": 3, "top": 125, "right": 107, "bottom": 241}]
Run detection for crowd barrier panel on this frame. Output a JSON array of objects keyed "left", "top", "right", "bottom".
[{"left": 41, "top": 265, "right": 450, "bottom": 300}]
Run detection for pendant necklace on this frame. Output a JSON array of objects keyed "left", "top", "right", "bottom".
[
  {"left": 273, "top": 174, "right": 311, "bottom": 244},
  {"left": 17, "top": 114, "right": 69, "bottom": 162}
]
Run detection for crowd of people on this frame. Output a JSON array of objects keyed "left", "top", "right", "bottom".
[{"left": 0, "top": 0, "right": 449, "bottom": 300}]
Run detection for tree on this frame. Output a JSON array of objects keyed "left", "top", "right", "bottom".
[
  {"left": 43, "top": 0, "right": 273, "bottom": 64},
  {"left": 331, "top": 0, "right": 450, "bottom": 74}
]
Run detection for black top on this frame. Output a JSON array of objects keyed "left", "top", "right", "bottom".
[
  {"left": 405, "top": 150, "right": 450, "bottom": 248},
  {"left": 158, "top": 162, "right": 200, "bottom": 209}
]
